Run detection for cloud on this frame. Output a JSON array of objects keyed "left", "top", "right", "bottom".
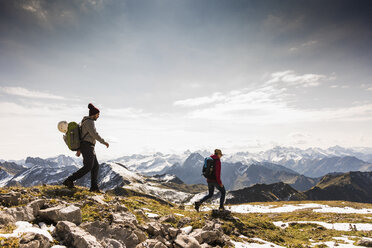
[
  {"left": 173, "top": 70, "right": 372, "bottom": 124},
  {"left": 290, "top": 40, "right": 318, "bottom": 52},
  {"left": 266, "top": 70, "right": 326, "bottom": 87},
  {"left": 0, "top": 86, "right": 65, "bottom": 100},
  {"left": 174, "top": 92, "right": 225, "bottom": 107}
]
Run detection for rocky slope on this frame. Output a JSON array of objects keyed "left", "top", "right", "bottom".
[
  {"left": 223, "top": 182, "right": 307, "bottom": 204},
  {"left": 1, "top": 185, "right": 372, "bottom": 248},
  {"left": 305, "top": 171, "right": 372, "bottom": 203},
  {"left": 0, "top": 186, "right": 235, "bottom": 248}
]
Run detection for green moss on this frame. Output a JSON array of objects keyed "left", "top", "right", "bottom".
[
  {"left": 0, "top": 224, "right": 16, "bottom": 234},
  {"left": 0, "top": 237, "right": 20, "bottom": 248}
]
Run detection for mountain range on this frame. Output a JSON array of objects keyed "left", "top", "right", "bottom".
[{"left": 1, "top": 145, "right": 372, "bottom": 203}]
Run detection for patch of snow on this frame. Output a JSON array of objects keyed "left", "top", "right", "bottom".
[
  {"left": 38, "top": 222, "right": 55, "bottom": 233},
  {"left": 311, "top": 236, "right": 361, "bottom": 248},
  {"left": 313, "top": 206, "right": 372, "bottom": 214},
  {"left": 274, "top": 221, "right": 372, "bottom": 231},
  {"left": 180, "top": 226, "right": 193, "bottom": 234},
  {"left": 145, "top": 212, "right": 159, "bottom": 218},
  {"left": 232, "top": 237, "right": 285, "bottom": 248},
  {"left": 174, "top": 213, "right": 184, "bottom": 217},
  {"left": 0, "top": 221, "right": 53, "bottom": 241},
  {"left": 227, "top": 203, "right": 325, "bottom": 213},
  {"left": 125, "top": 182, "right": 191, "bottom": 204}
]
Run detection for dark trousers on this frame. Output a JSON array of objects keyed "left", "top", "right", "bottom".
[
  {"left": 68, "top": 141, "right": 99, "bottom": 189},
  {"left": 199, "top": 182, "right": 226, "bottom": 208}
]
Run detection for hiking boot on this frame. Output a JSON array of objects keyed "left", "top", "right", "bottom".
[
  {"left": 63, "top": 179, "right": 74, "bottom": 189},
  {"left": 219, "top": 206, "right": 225, "bottom": 211},
  {"left": 194, "top": 201, "right": 201, "bottom": 212}
]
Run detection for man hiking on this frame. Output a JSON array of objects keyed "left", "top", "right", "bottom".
[
  {"left": 63, "top": 103, "right": 109, "bottom": 192},
  {"left": 195, "top": 149, "right": 226, "bottom": 211}
]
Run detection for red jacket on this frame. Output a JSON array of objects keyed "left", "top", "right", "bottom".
[{"left": 207, "top": 154, "right": 222, "bottom": 185}]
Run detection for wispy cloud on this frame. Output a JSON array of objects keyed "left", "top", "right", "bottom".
[
  {"left": 174, "top": 92, "right": 225, "bottom": 107},
  {"left": 266, "top": 70, "right": 326, "bottom": 87},
  {"left": 0, "top": 86, "right": 65, "bottom": 100},
  {"left": 289, "top": 40, "right": 318, "bottom": 52},
  {"left": 173, "top": 70, "right": 372, "bottom": 124}
]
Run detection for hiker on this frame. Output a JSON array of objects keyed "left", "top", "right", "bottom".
[
  {"left": 63, "top": 103, "right": 109, "bottom": 192},
  {"left": 195, "top": 149, "right": 226, "bottom": 211}
]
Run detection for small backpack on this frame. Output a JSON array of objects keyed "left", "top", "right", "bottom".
[
  {"left": 65, "top": 120, "right": 88, "bottom": 151},
  {"left": 202, "top": 157, "right": 215, "bottom": 179}
]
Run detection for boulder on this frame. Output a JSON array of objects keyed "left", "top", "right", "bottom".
[
  {"left": 19, "top": 232, "right": 50, "bottom": 248},
  {"left": 103, "top": 238, "right": 125, "bottom": 248},
  {"left": 177, "top": 217, "right": 191, "bottom": 228},
  {"left": 357, "top": 238, "right": 372, "bottom": 247},
  {"left": 39, "top": 205, "right": 82, "bottom": 225},
  {"left": 112, "top": 211, "right": 138, "bottom": 226},
  {"left": 174, "top": 234, "right": 201, "bottom": 248},
  {"left": 81, "top": 220, "right": 146, "bottom": 248},
  {"left": 144, "top": 222, "right": 162, "bottom": 237},
  {"left": 1, "top": 205, "right": 35, "bottom": 224},
  {"left": 0, "top": 191, "right": 22, "bottom": 207},
  {"left": 159, "top": 214, "right": 177, "bottom": 224},
  {"left": 136, "top": 239, "right": 167, "bottom": 248},
  {"left": 28, "top": 199, "right": 45, "bottom": 216},
  {"left": 168, "top": 227, "right": 179, "bottom": 239},
  {"left": 54, "top": 221, "right": 103, "bottom": 248}
]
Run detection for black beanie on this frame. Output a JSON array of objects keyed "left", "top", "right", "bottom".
[{"left": 88, "top": 103, "right": 100, "bottom": 116}]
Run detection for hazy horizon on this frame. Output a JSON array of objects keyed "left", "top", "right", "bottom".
[{"left": 1, "top": 0, "right": 372, "bottom": 160}]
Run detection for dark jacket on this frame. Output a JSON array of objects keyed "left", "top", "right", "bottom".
[{"left": 207, "top": 154, "right": 222, "bottom": 185}]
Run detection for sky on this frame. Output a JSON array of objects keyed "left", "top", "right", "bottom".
[{"left": 1, "top": 0, "right": 372, "bottom": 160}]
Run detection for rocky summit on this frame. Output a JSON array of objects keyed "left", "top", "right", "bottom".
[
  {"left": 1, "top": 185, "right": 372, "bottom": 248},
  {"left": 0, "top": 186, "right": 235, "bottom": 248}
]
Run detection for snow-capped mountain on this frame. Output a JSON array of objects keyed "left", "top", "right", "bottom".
[
  {"left": 6, "top": 156, "right": 80, "bottom": 187},
  {"left": 0, "top": 161, "right": 27, "bottom": 187},
  {"left": 108, "top": 152, "right": 190, "bottom": 175},
  {"left": 2, "top": 145, "right": 372, "bottom": 192},
  {"left": 163, "top": 153, "right": 318, "bottom": 191}
]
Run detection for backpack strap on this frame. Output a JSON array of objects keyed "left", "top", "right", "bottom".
[{"left": 80, "top": 119, "right": 90, "bottom": 141}]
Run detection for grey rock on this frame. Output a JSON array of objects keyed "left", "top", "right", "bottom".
[
  {"left": 136, "top": 239, "right": 167, "bottom": 248},
  {"left": 54, "top": 221, "right": 103, "bottom": 248},
  {"left": 103, "top": 238, "right": 126, "bottom": 248},
  {"left": 27, "top": 199, "right": 45, "bottom": 216},
  {"left": 39, "top": 205, "right": 82, "bottom": 225},
  {"left": 112, "top": 211, "right": 138, "bottom": 226},
  {"left": 145, "top": 222, "right": 162, "bottom": 237},
  {"left": 0, "top": 191, "right": 22, "bottom": 207},
  {"left": 177, "top": 217, "right": 191, "bottom": 228},
  {"left": 168, "top": 227, "right": 179, "bottom": 239},
  {"left": 174, "top": 234, "right": 201, "bottom": 248},
  {"left": 159, "top": 214, "right": 177, "bottom": 224},
  {"left": 81, "top": 220, "right": 146, "bottom": 248},
  {"left": 357, "top": 238, "right": 372, "bottom": 247},
  {"left": 1, "top": 205, "right": 35, "bottom": 224},
  {"left": 20, "top": 232, "right": 50, "bottom": 248}
]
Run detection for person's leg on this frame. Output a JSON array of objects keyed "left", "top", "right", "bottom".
[
  {"left": 90, "top": 155, "right": 99, "bottom": 190},
  {"left": 216, "top": 184, "right": 226, "bottom": 209},
  {"left": 68, "top": 143, "right": 95, "bottom": 182},
  {"left": 199, "top": 183, "right": 215, "bottom": 204}
]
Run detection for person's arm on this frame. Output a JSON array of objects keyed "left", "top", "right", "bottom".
[
  {"left": 85, "top": 119, "right": 106, "bottom": 144},
  {"left": 215, "top": 160, "right": 222, "bottom": 186}
]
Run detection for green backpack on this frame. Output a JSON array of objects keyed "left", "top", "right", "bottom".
[{"left": 65, "top": 120, "right": 88, "bottom": 151}]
